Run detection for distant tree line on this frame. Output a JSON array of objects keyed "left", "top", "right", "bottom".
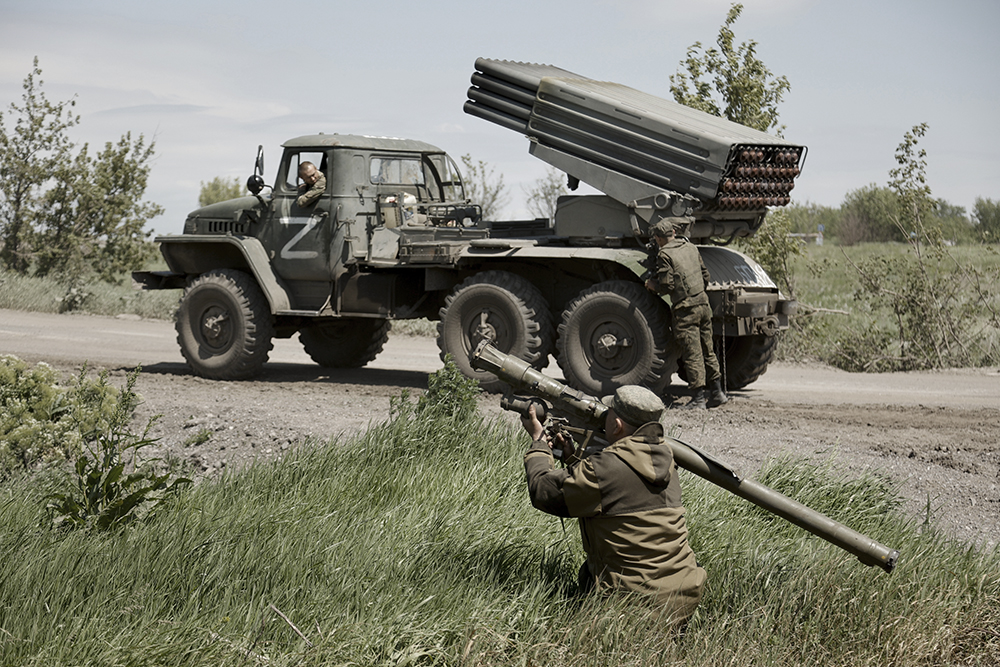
[{"left": 779, "top": 191, "right": 999, "bottom": 246}]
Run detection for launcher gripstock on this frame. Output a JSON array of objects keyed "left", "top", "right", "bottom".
[{"left": 471, "top": 340, "right": 900, "bottom": 573}]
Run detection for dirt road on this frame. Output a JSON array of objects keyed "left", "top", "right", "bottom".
[{"left": 2, "top": 308, "right": 998, "bottom": 550}]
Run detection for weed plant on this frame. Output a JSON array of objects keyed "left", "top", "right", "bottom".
[{"left": 1, "top": 392, "right": 998, "bottom": 665}]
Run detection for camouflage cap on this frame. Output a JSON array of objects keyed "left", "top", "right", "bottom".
[
  {"left": 649, "top": 220, "right": 675, "bottom": 238},
  {"left": 601, "top": 385, "right": 664, "bottom": 428}
]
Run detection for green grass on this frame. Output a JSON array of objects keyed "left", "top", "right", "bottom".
[
  {"left": 0, "top": 266, "right": 180, "bottom": 320},
  {"left": 0, "top": 265, "right": 441, "bottom": 335},
  {"left": 1, "top": 402, "right": 997, "bottom": 666},
  {"left": 780, "top": 242, "right": 1000, "bottom": 365}
]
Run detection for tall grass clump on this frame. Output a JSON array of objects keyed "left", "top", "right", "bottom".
[{"left": 1, "top": 382, "right": 998, "bottom": 664}]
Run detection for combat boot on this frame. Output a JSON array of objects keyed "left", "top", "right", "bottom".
[
  {"left": 680, "top": 388, "right": 707, "bottom": 410},
  {"left": 708, "top": 378, "right": 728, "bottom": 408}
]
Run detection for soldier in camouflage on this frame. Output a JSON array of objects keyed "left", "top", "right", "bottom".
[
  {"left": 645, "top": 217, "right": 728, "bottom": 409},
  {"left": 521, "top": 385, "right": 706, "bottom": 623},
  {"left": 296, "top": 161, "right": 326, "bottom": 207}
]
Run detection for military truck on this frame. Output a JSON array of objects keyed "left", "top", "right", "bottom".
[{"left": 133, "top": 58, "right": 805, "bottom": 395}]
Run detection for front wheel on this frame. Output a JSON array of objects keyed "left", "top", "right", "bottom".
[
  {"left": 437, "top": 271, "right": 554, "bottom": 393},
  {"left": 556, "top": 280, "right": 673, "bottom": 396},
  {"left": 175, "top": 269, "right": 274, "bottom": 380}
]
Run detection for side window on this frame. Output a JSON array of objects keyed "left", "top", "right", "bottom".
[
  {"left": 437, "top": 155, "right": 465, "bottom": 201},
  {"left": 285, "top": 151, "right": 328, "bottom": 190},
  {"left": 370, "top": 157, "right": 425, "bottom": 186}
]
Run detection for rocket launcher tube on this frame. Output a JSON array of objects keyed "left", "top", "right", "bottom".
[{"left": 471, "top": 340, "right": 900, "bottom": 573}]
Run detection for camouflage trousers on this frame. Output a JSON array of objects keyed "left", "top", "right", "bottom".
[{"left": 672, "top": 303, "right": 720, "bottom": 390}]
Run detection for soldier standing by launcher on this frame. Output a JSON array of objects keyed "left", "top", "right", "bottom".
[
  {"left": 520, "top": 386, "right": 706, "bottom": 624},
  {"left": 645, "top": 218, "right": 728, "bottom": 409}
]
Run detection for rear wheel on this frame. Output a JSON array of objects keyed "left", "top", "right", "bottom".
[
  {"left": 300, "top": 318, "right": 391, "bottom": 368},
  {"left": 175, "top": 269, "right": 274, "bottom": 380},
  {"left": 437, "top": 271, "right": 554, "bottom": 392},
  {"left": 556, "top": 280, "right": 673, "bottom": 396},
  {"left": 724, "top": 334, "right": 779, "bottom": 390}
]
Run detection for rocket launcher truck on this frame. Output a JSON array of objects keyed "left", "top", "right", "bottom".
[{"left": 133, "top": 58, "right": 806, "bottom": 395}]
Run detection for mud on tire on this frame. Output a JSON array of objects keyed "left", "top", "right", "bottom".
[
  {"left": 176, "top": 269, "right": 274, "bottom": 380},
  {"left": 556, "top": 280, "right": 672, "bottom": 396},
  {"left": 437, "top": 270, "right": 554, "bottom": 393}
]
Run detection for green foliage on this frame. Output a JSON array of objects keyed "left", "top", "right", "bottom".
[
  {"left": 44, "top": 367, "right": 191, "bottom": 531},
  {"left": 833, "top": 126, "right": 1000, "bottom": 370},
  {"left": 782, "top": 201, "right": 840, "bottom": 236},
  {"left": 33, "top": 133, "right": 162, "bottom": 283},
  {"left": 0, "top": 57, "right": 78, "bottom": 274},
  {"left": 0, "top": 58, "right": 161, "bottom": 283},
  {"left": 523, "top": 166, "right": 568, "bottom": 220},
  {"left": 198, "top": 176, "right": 245, "bottom": 207},
  {"left": 0, "top": 356, "right": 115, "bottom": 476},
  {"left": 670, "top": 3, "right": 791, "bottom": 135},
  {"left": 416, "top": 354, "right": 481, "bottom": 421},
  {"left": 183, "top": 428, "right": 212, "bottom": 447},
  {"left": 1, "top": 399, "right": 998, "bottom": 665},
  {"left": 736, "top": 207, "right": 802, "bottom": 298},
  {"left": 460, "top": 153, "right": 509, "bottom": 220},
  {"left": 839, "top": 184, "right": 905, "bottom": 245},
  {"left": 973, "top": 197, "right": 1000, "bottom": 243}
]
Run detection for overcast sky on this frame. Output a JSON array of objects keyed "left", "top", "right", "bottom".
[{"left": 2, "top": 0, "right": 998, "bottom": 234}]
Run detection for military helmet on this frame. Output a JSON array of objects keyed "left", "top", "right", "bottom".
[{"left": 601, "top": 385, "right": 664, "bottom": 427}]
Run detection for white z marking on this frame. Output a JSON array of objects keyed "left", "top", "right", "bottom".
[{"left": 278, "top": 215, "right": 321, "bottom": 260}]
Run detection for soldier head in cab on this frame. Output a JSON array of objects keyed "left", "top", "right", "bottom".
[
  {"left": 520, "top": 385, "right": 705, "bottom": 624},
  {"left": 645, "top": 218, "right": 727, "bottom": 409},
  {"left": 296, "top": 161, "right": 326, "bottom": 207}
]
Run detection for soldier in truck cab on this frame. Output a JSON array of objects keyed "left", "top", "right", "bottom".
[{"left": 296, "top": 161, "right": 326, "bottom": 207}]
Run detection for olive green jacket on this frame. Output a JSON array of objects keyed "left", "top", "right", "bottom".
[
  {"left": 524, "top": 423, "right": 706, "bottom": 617},
  {"left": 296, "top": 173, "right": 327, "bottom": 207},
  {"left": 651, "top": 238, "right": 711, "bottom": 310}
]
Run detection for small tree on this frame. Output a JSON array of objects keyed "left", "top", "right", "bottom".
[
  {"left": 973, "top": 197, "right": 1000, "bottom": 243},
  {"left": 199, "top": 176, "right": 244, "bottom": 207},
  {"left": 839, "top": 184, "right": 904, "bottom": 245},
  {"left": 837, "top": 124, "right": 1000, "bottom": 371},
  {"left": 0, "top": 57, "right": 78, "bottom": 274},
  {"left": 669, "top": 3, "right": 790, "bottom": 135},
  {"left": 460, "top": 154, "right": 509, "bottom": 220},
  {"left": 738, "top": 207, "right": 801, "bottom": 299},
  {"left": 34, "top": 133, "right": 162, "bottom": 282},
  {"left": 0, "top": 58, "right": 161, "bottom": 284},
  {"left": 523, "top": 167, "right": 568, "bottom": 221}
]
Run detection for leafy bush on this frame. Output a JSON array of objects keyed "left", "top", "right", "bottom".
[
  {"left": 416, "top": 353, "right": 481, "bottom": 421},
  {"left": 0, "top": 356, "right": 115, "bottom": 475}
]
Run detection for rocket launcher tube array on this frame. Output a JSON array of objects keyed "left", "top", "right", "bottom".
[
  {"left": 471, "top": 340, "right": 900, "bottom": 573},
  {"left": 465, "top": 58, "right": 807, "bottom": 213}
]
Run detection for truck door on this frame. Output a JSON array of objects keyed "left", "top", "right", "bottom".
[{"left": 260, "top": 150, "right": 335, "bottom": 282}]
